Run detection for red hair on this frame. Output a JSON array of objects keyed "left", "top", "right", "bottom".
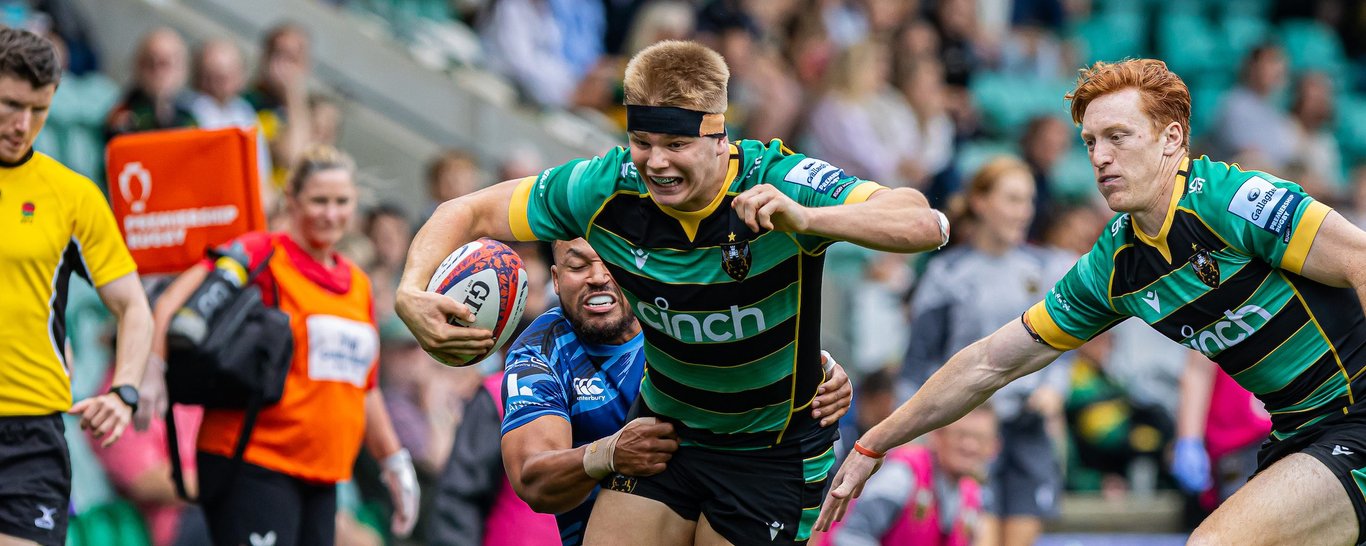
[{"left": 1066, "top": 59, "right": 1191, "bottom": 148}]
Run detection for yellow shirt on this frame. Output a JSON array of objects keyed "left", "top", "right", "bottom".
[{"left": 0, "top": 151, "right": 136, "bottom": 415}]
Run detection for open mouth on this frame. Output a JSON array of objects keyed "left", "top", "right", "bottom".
[
  {"left": 649, "top": 176, "right": 682, "bottom": 188},
  {"left": 1097, "top": 175, "right": 1120, "bottom": 185},
  {"left": 583, "top": 293, "right": 618, "bottom": 312}
]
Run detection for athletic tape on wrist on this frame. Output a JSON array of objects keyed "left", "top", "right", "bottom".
[{"left": 583, "top": 429, "right": 623, "bottom": 479}]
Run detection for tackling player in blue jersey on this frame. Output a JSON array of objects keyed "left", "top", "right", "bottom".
[{"left": 499, "top": 238, "right": 853, "bottom": 545}]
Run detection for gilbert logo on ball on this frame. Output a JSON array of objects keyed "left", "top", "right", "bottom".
[{"left": 426, "top": 238, "right": 529, "bottom": 367}]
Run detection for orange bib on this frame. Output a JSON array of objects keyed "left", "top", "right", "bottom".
[{"left": 197, "top": 238, "right": 378, "bottom": 482}]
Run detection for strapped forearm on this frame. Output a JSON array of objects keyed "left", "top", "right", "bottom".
[{"left": 513, "top": 427, "right": 627, "bottom": 514}]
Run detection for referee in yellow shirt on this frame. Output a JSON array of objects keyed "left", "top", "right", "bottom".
[{"left": 0, "top": 29, "right": 152, "bottom": 546}]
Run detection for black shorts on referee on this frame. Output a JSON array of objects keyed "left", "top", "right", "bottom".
[{"left": 0, "top": 414, "right": 71, "bottom": 546}]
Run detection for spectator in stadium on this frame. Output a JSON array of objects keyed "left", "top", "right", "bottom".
[
  {"left": 1062, "top": 331, "right": 1172, "bottom": 498},
  {"left": 1018, "top": 115, "right": 1072, "bottom": 240},
  {"left": 362, "top": 203, "right": 411, "bottom": 321},
  {"left": 87, "top": 361, "right": 211, "bottom": 546},
  {"left": 785, "top": 12, "right": 837, "bottom": 92},
  {"left": 933, "top": 0, "right": 985, "bottom": 90},
  {"left": 478, "top": 0, "right": 600, "bottom": 109},
  {"left": 30, "top": 30, "right": 118, "bottom": 181},
  {"left": 1209, "top": 43, "right": 1296, "bottom": 172},
  {"left": 695, "top": 0, "right": 802, "bottom": 141},
  {"left": 622, "top": 0, "right": 694, "bottom": 57},
  {"left": 104, "top": 27, "right": 196, "bottom": 140},
  {"left": 0, "top": 27, "right": 153, "bottom": 546},
  {"left": 1287, "top": 71, "right": 1344, "bottom": 200},
  {"left": 834, "top": 368, "right": 899, "bottom": 463},
  {"left": 307, "top": 93, "right": 343, "bottom": 148},
  {"left": 1171, "top": 351, "right": 1271, "bottom": 513},
  {"left": 897, "top": 56, "right": 958, "bottom": 206},
  {"left": 496, "top": 146, "right": 544, "bottom": 182},
  {"left": 397, "top": 39, "right": 947, "bottom": 545},
  {"left": 435, "top": 238, "right": 850, "bottom": 545},
  {"left": 246, "top": 22, "right": 313, "bottom": 187},
  {"left": 1348, "top": 165, "right": 1366, "bottom": 228},
  {"left": 814, "top": 405, "right": 996, "bottom": 546},
  {"left": 188, "top": 38, "right": 274, "bottom": 204},
  {"left": 819, "top": 58, "right": 1366, "bottom": 546},
  {"left": 808, "top": 40, "right": 928, "bottom": 190},
  {"left": 150, "top": 146, "right": 419, "bottom": 546},
  {"left": 423, "top": 148, "right": 484, "bottom": 221},
  {"left": 899, "top": 156, "right": 1072, "bottom": 546},
  {"left": 375, "top": 318, "right": 476, "bottom": 544},
  {"left": 426, "top": 362, "right": 560, "bottom": 546},
  {"left": 1038, "top": 204, "right": 1103, "bottom": 258}
]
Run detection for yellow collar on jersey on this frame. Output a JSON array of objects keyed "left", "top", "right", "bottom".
[
  {"left": 652, "top": 144, "right": 740, "bottom": 242},
  {"left": 1133, "top": 156, "right": 1190, "bottom": 264}
]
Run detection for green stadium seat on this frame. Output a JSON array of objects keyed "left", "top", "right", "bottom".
[
  {"left": 1157, "top": 13, "right": 1220, "bottom": 84},
  {"left": 1202, "top": 0, "right": 1273, "bottom": 17},
  {"left": 1279, "top": 19, "right": 1346, "bottom": 75},
  {"left": 68, "top": 501, "right": 150, "bottom": 546},
  {"left": 1220, "top": 12, "right": 1268, "bottom": 60},
  {"left": 970, "top": 73, "right": 1073, "bottom": 139},
  {"left": 1070, "top": 11, "right": 1148, "bottom": 64},
  {"left": 1189, "top": 81, "right": 1229, "bottom": 143},
  {"left": 1052, "top": 147, "right": 1099, "bottom": 204},
  {"left": 1334, "top": 93, "right": 1366, "bottom": 165},
  {"left": 954, "top": 139, "right": 1016, "bottom": 182}
]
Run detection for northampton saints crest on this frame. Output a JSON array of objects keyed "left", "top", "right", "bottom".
[
  {"left": 608, "top": 474, "right": 637, "bottom": 493},
  {"left": 1189, "top": 244, "right": 1220, "bottom": 288},
  {"left": 721, "top": 231, "right": 751, "bottom": 281}
]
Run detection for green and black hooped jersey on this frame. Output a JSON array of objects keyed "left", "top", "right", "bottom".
[
  {"left": 1025, "top": 156, "right": 1366, "bottom": 440},
  {"left": 509, "top": 139, "right": 885, "bottom": 449}
]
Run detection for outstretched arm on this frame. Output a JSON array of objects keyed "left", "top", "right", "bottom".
[
  {"left": 815, "top": 319, "right": 1063, "bottom": 530},
  {"left": 732, "top": 186, "right": 947, "bottom": 253}
]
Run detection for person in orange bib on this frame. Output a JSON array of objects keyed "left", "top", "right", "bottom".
[{"left": 151, "top": 146, "right": 418, "bottom": 546}]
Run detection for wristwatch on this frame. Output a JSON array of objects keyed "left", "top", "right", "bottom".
[{"left": 109, "top": 384, "right": 140, "bottom": 413}]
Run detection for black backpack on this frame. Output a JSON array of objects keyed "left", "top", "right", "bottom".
[{"left": 163, "top": 248, "right": 293, "bottom": 501}]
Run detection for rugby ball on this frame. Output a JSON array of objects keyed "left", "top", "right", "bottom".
[{"left": 425, "top": 238, "right": 530, "bottom": 367}]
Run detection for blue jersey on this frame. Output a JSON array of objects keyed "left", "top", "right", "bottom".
[{"left": 500, "top": 307, "right": 645, "bottom": 546}]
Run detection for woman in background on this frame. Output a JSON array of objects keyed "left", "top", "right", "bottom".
[
  {"left": 151, "top": 146, "right": 418, "bottom": 546},
  {"left": 900, "top": 156, "right": 1074, "bottom": 546}
]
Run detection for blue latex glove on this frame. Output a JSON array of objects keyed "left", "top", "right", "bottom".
[{"left": 1171, "top": 437, "right": 1212, "bottom": 493}]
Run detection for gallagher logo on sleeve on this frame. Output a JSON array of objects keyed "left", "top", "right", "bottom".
[
  {"left": 1228, "top": 176, "right": 1303, "bottom": 235},
  {"left": 783, "top": 158, "right": 844, "bottom": 194}
]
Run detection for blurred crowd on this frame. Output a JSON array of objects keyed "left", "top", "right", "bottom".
[{"left": 20, "top": 0, "right": 1366, "bottom": 543}]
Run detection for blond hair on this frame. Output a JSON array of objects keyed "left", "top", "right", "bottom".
[
  {"left": 1066, "top": 59, "right": 1192, "bottom": 149},
  {"left": 286, "top": 145, "right": 355, "bottom": 196},
  {"left": 623, "top": 40, "right": 729, "bottom": 113}
]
